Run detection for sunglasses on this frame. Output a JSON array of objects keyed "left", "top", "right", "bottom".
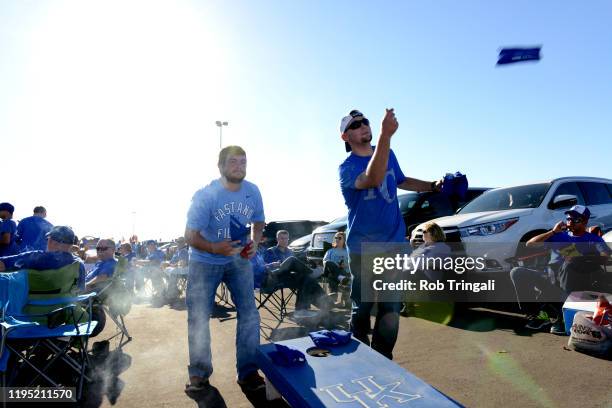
[
  {"left": 346, "top": 118, "right": 370, "bottom": 131},
  {"left": 334, "top": 236, "right": 344, "bottom": 240},
  {"left": 96, "top": 246, "right": 110, "bottom": 251},
  {"left": 566, "top": 217, "right": 583, "bottom": 224}
]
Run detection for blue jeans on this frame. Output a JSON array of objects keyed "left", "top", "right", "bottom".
[
  {"left": 349, "top": 253, "right": 401, "bottom": 360},
  {"left": 186, "top": 258, "right": 260, "bottom": 380}
]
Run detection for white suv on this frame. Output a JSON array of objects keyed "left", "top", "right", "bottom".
[{"left": 410, "top": 177, "right": 612, "bottom": 273}]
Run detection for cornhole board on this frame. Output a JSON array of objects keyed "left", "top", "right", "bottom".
[{"left": 257, "top": 336, "right": 463, "bottom": 408}]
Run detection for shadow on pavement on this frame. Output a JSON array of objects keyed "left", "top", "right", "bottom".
[
  {"left": 83, "top": 343, "right": 132, "bottom": 407},
  {"left": 448, "top": 307, "right": 533, "bottom": 336},
  {"left": 240, "top": 388, "right": 290, "bottom": 408}
]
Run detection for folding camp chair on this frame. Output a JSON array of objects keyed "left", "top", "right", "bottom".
[
  {"left": 93, "top": 256, "right": 133, "bottom": 348},
  {"left": 255, "top": 282, "right": 297, "bottom": 339},
  {"left": 0, "top": 268, "right": 98, "bottom": 402}
]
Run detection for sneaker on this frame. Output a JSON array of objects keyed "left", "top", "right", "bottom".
[
  {"left": 525, "top": 311, "right": 551, "bottom": 331},
  {"left": 237, "top": 371, "right": 265, "bottom": 392},
  {"left": 549, "top": 320, "right": 568, "bottom": 336},
  {"left": 184, "top": 377, "right": 211, "bottom": 398}
]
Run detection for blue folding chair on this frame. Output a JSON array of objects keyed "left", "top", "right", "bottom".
[{"left": 0, "top": 270, "right": 98, "bottom": 401}]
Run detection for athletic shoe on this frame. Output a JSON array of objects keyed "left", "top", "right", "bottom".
[
  {"left": 185, "top": 377, "right": 211, "bottom": 399},
  {"left": 525, "top": 311, "right": 551, "bottom": 331},
  {"left": 549, "top": 320, "right": 568, "bottom": 336},
  {"left": 237, "top": 371, "right": 266, "bottom": 392}
]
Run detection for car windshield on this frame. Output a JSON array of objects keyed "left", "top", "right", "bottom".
[
  {"left": 458, "top": 183, "right": 551, "bottom": 214},
  {"left": 398, "top": 193, "right": 420, "bottom": 212},
  {"left": 329, "top": 215, "right": 348, "bottom": 224}
]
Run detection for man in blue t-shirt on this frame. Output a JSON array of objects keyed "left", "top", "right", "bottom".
[
  {"left": 263, "top": 230, "right": 294, "bottom": 265},
  {"left": 85, "top": 238, "right": 118, "bottom": 291},
  {"left": 183, "top": 145, "right": 265, "bottom": 396},
  {"left": 338, "top": 109, "right": 441, "bottom": 359},
  {"left": 511, "top": 205, "right": 611, "bottom": 334},
  {"left": 16, "top": 206, "right": 54, "bottom": 252},
  {"left": 0, "top": 202, "right": 18, "bottom": 257},
  {"left": 0, "top": 225, "right": 85, "bottom": 291}
]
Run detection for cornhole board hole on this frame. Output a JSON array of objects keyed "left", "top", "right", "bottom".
[{"left": 257, "top": 336, "right": 463, "bottom": 408}]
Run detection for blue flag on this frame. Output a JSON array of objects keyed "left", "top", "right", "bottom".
[{"left": 497, "top": 47, "right": 541, "bottom": 65}]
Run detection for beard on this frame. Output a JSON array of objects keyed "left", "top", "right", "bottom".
[
  {"left": 222, "top": 170, "right": 245, "bottom": 184},
  {"left": 360, "top": 133, "right": 373, "bottom": 144}
]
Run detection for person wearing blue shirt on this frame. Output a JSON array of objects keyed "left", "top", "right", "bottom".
[
  {"left": 0, "top": 225, "right": 86, "bottom": 291},
  {"left": 263, "top": 230, "right": 294, "bottom": 264},
  {"left": 339, "top": 109, "right": 441, "bottom": 359},
  {"left": 163, "top": 238, "right": 190, "bottom": 302},
  {"left": 85, "top": 239, "right": 118, "bottom": 290},
  {"left": 134, "top": 241, "right": 166, "bottom": 299},
  {"left": 254, "top": 231, "right": 330, "bottom": 309},
  {"left": 0, "top": 202, "right": 18, "bottom": 257},
  {"left": 16, "top": 206, "right": 54, "bottom": 252},
  {"left": 183, "top": 146, "right": 265, "bottom": 396},
  {"left": 511, "top": 205, "right": 611, "bottom": 335}
]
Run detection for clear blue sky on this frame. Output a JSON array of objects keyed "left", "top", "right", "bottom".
[{"left": 1, "top": 0, "right": 610, "bottom": 240}]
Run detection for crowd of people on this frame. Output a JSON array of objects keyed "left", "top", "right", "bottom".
[{"left": 1, "top": 107, "right": 609, "bottom": 401}]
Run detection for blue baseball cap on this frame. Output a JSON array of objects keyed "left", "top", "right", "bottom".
[
  {"left": 564, "top": 205, "right": 591, "bottom": 220},
  {"left": 0, "top": 202, "right": 14, "bottom": 214},
  {"left": 46, "top": 226, "right": 76, "bottom": 244}
]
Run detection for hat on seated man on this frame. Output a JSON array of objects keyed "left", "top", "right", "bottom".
[{"left": 0, "top": 225, "right": 86, "bottom": 290}]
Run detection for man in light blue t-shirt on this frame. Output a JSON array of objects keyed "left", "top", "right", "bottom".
[
  {"left": 339, "top": 109, "right": 441, "bottom": 359},
  {"left": 16, "top": 206, "right": 53, "bottom": 252},
  {"left": 183, "top": 145, "right": 265, "bottom": 397}
]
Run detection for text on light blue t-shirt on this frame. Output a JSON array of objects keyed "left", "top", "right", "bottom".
[{"left": 186, "top": 179, "right": 265, "bottom": 265}]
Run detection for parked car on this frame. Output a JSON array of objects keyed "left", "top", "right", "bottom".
[
  {"left": 262, "top": 220, "right": 327, "bottom": 248},
  {"left": 306, "top": 188, "right": 490, "bottom": 265},
  {"left": 410, "top": 177, "right": 612, "bottom": 273},
  {"left": 288, "top": 234, "right": 312, "bottom": 263}
]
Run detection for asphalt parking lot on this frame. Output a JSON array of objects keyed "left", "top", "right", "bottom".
[{"left": 86, "top": 298, "right": 612, "bottom": 408}]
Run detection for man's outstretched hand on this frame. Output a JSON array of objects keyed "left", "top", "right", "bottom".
[{"left": 381, "top": 108, "right": 399, "bottom": 138}]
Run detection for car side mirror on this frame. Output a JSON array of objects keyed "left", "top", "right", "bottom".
[{"left": 550, "top": 194, "right": 578, "bottom": 210}]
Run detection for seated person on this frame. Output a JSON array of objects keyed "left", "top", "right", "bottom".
[
  {"left": 510, "top": 205, "right": 610, "bottom": 334},
  {"left": 264, "top": 230, "right": 294, "bottom": 265},
  {"left": 0, "top": 202, "right": 18, "bottom": 257},
  {"left": 119, "top": 242, "right": 137, "bottom": 295},
  {"left": 406, "top": 221, "right": 451, "bottom": 282},
  {"left": 84, "top": 239, "right": 118, "bottom": 293},
  {"left": 0, "top": 225, "right": 85, "bottom": 290},
  {"left": 322, "top": 231, "right": 350, "bottom": 293},
  {"left": 162, "top": 237, "right": 189, "bottom": 301},
  {"left": 252, "top": 246, "right": 332, "bottom": 313},
  {"left": 134, "top": 240, "right": 166, "bottom": 298}
]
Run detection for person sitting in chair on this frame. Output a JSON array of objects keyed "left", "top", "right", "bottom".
[
  {"left": 134, "top": 240, "right": 166, "bottom": 299},
  {"left": 322, "top": 231, "right": 350, "bottom": 294},
  {"left": 85, "top": 238, "right": 118, "bottom": 292},
  {"left": 0, "top": 225, "right": 86, "bottom": 290},
  {"left": 252, "top": 244, "right": 332, "bottom": 314},
  {"left": 510, "top": 205, "right": 610, "bottom": 335},
  {"left": 162, "top": 237, "right": 189, "bottom": 302}
]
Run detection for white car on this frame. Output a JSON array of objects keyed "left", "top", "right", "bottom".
[{"left": 410, "top": 177, "right": 612, "bottom": 273}]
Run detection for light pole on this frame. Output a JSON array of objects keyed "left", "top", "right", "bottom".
[{"left": 215, "top": 121, "right": 228, "bottom": 149}]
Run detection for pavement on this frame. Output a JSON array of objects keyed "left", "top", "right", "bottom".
[{"left": 84, "top": 296, "right": 612, "bottom": 408}]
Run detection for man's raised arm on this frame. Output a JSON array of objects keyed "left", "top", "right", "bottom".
[{"left": 355, "top": 109, "right": 398, "bottom": 190}]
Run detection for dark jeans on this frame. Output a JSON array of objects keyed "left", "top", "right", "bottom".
[
  {"left": 264, "top": 256, "right": 327, "bottom": 310},
  {"left": 323, "top": 262, "right": 347, "bottom": 293},
  {"left": 349, "top": 253, "right": 401, "bottom": 360},
  {"left": 509, "top": 266, "right": 566, "bottom": 317}
]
